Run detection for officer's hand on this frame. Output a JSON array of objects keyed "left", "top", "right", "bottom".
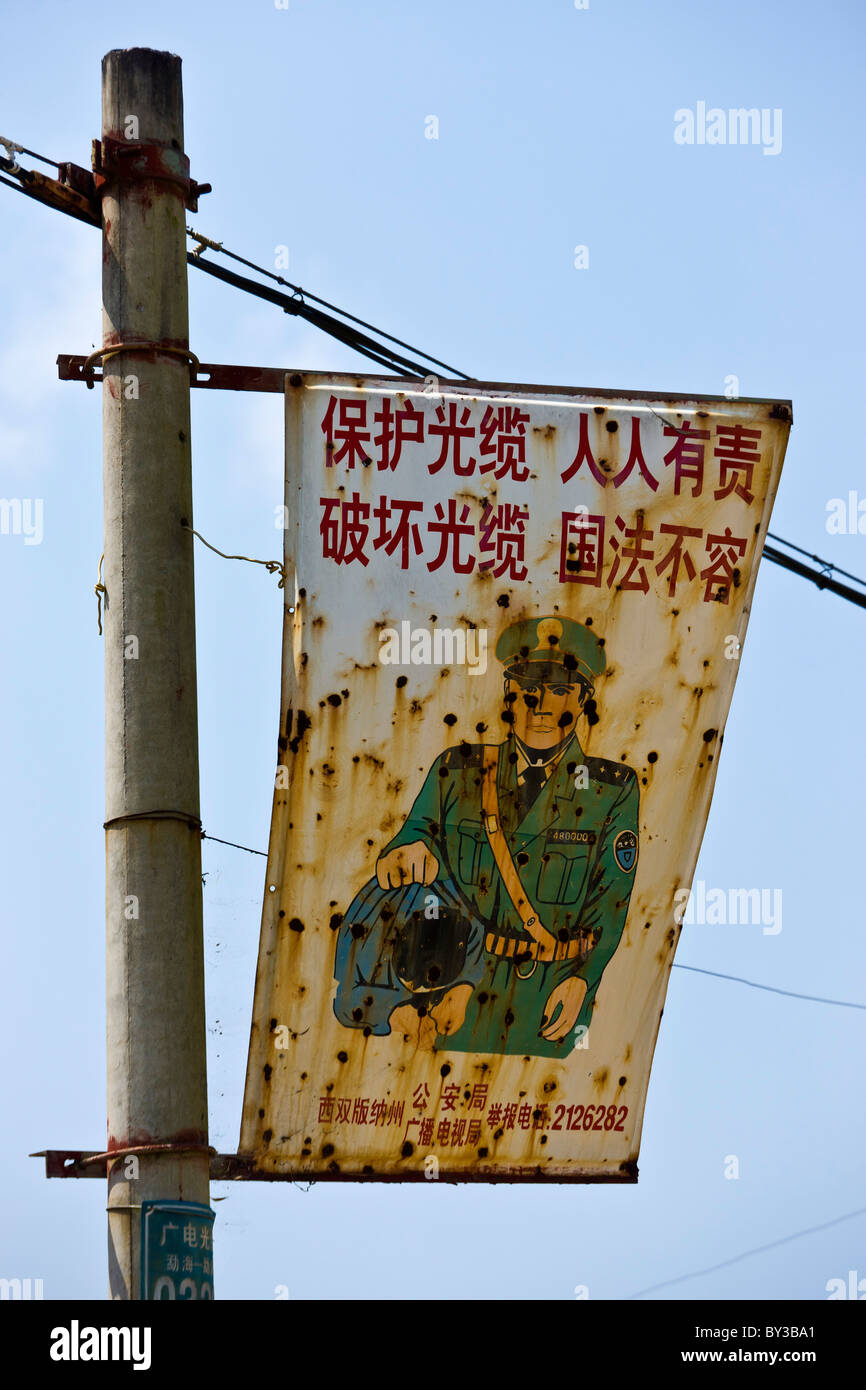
[
  {"left": 540, "top": 977, "right": 588, "bottom": 1042},
  {"left": 376, "top": 841, "right": 440, "bottom": 889},
  {"left": 430, "top": 983, "right": 473, "bottom": 1038},
  {"left": 388, "top": 1002, "right": 437, "bottom": 1050}
]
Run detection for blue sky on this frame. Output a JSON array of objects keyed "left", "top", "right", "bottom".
[{"left": 1, "top": 0, "right": 864, "bottom": 1300}]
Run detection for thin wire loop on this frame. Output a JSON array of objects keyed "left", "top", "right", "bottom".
[
  {"left": 182, "top": 521, "right": 286, "bottom": 589},
  {"left": 95, "top": 552, "right": 106, "bottom": 635}
]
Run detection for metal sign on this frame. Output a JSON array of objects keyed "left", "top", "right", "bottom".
[
  {"left": 240, "top": 372, "right": 791, "bottom": 1181},
  {"left": 141, "top": 1201, "right": 214, "bottom": 1299}
]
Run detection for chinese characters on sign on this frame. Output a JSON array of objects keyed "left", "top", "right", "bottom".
[
  {"left": 315, "top": 1086, "right": 629, "bottom": 1150},
  {"left": 318, "top": 396, "right": 760, "bottom": 604},
  {"left": 141, "top": 1201, "right": 214, "bottom": 1300},
  {"left": 241, "top": 374, "right": 790, "bottom": 1181}
]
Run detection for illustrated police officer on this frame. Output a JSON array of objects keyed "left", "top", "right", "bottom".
[{"left": 333, "top": 615, "right": 639, "bottom": 1058}]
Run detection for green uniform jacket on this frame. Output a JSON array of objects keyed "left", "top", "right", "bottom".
[{"left": 380, "top": 733, "right": 639, "bottom": 1045}]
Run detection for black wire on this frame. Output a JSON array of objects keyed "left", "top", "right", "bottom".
[
  {"left": 673, "top": 963, "right": 866, "bottom": 1011},
  {"left": 189, "top": 253, "right": 438, "bottom": 378},
  {"left": 3, "top": 148, "right": 866, "bottom": 608},
  {"left": 762, "top": 545, "right": 866, "bottom": 610},
  {"left": 194, "top": 244, "right": 866, "bottom": 603},
  {"left": 3, "top": 141, "right": 60, "bottom": 167},
  {"left": 189, "top": 229, "right": 469, "bottom": 378},
  {"left": 767, "top": 531, "right": 866, "bottom": 588},
  {"left": 628, "top": 1205, "right": 866, "bottom": 1299},
  {"left": 196, "top": 834, "right": 866, "bottom": 1011},
  {"left": 201, "top": 832, "right": 267, "bottom": 858}
]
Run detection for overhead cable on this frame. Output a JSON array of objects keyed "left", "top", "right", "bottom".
[
  {"left": 1, "top": 142, "right": 865, "bottom": 608},
  {"left": 629, "top": 1205, "right": 866, "bottom": 1300}
]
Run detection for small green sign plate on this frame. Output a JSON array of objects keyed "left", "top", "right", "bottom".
[{"left": 141, "top": 1200, "right": 214, "bottom": 1299}]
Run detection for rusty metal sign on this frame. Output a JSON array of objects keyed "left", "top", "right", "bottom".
[{"left": 240, "top": 372, "right": 791, "bottom": 1181}]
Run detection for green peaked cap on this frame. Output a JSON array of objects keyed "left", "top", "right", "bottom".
[{"left": 495, "top": 615, "right": 606, "bottom": 687}]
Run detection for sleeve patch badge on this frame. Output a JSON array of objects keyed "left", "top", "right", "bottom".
[{"left": 613, "top": 829, "right": 638, "bottom": 872}]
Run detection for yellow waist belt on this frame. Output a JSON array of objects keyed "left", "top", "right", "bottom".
[{"left": 484, "top": 931, "right": 585, "bottom": 963}]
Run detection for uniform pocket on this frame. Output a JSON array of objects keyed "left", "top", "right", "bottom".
[
  {"left": 536, "top": 846, "right": 592, "bottom": 905},
  {"left": 457, "top": 818, "right": 495, "bottom": 888}
]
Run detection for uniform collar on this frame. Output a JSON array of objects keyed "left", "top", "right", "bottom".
[
  {"left": 498, "top": 732, "right": 586, "bottom": 841},
  {"left": 515, "top": 731, "right": 575, "bottom": 769}
]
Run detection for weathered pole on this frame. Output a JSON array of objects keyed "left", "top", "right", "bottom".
[{"left": 100, "top": 47, "right": 210, "bottom": 1299}]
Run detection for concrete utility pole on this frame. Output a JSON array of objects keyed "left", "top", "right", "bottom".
[{"left": 100, "top": 48, "right": 210, "bottom": 1299}]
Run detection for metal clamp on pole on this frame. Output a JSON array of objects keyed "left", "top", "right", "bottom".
[
  {"left": 81, "top": 342, "right": 200, "bottom": 388},
  {"left": 103, "top": 810, "right": 203, "bottom": 832},
  {"left": 92, "top": 135, "right": 210, "bottom": 211},
  {"left": 87, "top": 1143, "right": 217, "bottom": 1174}
]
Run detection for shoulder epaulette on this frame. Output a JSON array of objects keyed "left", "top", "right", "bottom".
[
  {"left": 440, "top": 743, "right": 485, "bottom": 770},
  {"left": 586, "top": 755, "right": 636, "bottom": 788}
]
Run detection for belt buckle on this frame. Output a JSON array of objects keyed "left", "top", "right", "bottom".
[{"left": 514, "top": 943, "right": 538, "bottom": 980}]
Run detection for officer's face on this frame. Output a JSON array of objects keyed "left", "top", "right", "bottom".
[{"left": 505, "top": 678, "right": 586, "bottom": 749}]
